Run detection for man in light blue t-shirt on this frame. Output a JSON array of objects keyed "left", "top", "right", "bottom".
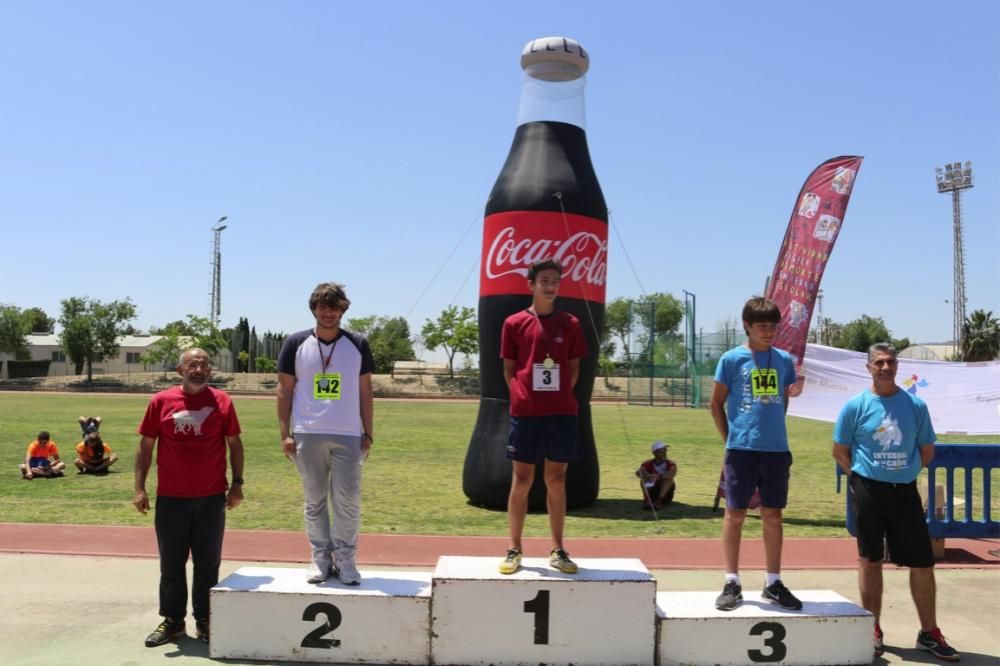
[
  {"left": 833, "top": 342, "right": 959, "bottom": 662},
  {"left": 710, "top": 296, "right": 800, "bottom": 612}
]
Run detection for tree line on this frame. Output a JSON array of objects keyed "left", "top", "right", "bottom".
[
  {"left": 0, "top": 299, "right": 486, "bottom": 380},
  {"left": 2, "top": 295, "right": 997, "bottom": 383}
]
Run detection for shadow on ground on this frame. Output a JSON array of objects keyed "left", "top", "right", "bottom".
[{"left": 568, "top": 499, "right": 719, "bottom": 522}]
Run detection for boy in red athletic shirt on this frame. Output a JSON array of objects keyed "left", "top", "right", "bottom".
[{"left": 499, "top": 258, "right": 587, "bottom": 575}]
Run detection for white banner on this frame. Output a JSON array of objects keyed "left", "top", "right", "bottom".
[{"left": 789, "top": 344, "right": 1000, "bottom": 436}]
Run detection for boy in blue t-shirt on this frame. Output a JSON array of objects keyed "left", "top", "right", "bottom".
[{"left": 710, "top": 296, "right": 800, "bottom": 611}]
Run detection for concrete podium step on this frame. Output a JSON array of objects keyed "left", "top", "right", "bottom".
[
  {"left": 431, "top": 555, "right": 657, "bottom": 666},
  {"left": 210, "top": 566, "right": 432, "bottom": 664},
  {"left": 657, "top": 589, "right": 874, "bottom": 666}
]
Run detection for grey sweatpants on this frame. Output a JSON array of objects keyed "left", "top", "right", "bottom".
[{"left": 294, "top": 433, "right": 364, "bottom": 569}]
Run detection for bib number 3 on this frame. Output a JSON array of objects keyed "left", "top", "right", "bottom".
[{"left": 532, "top": 364, "right": 559, "bottom": 391}]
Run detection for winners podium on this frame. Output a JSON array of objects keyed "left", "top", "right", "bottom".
[
  {"left": 211, "top": 557, "right": 873, "bottom": 665},
  {"left": 210, "top": 567, "right": 432, "bottom": 664}
]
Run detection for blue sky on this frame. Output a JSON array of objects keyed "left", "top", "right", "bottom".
[{"left": 1, "top": 1, "right": 997, "bottom": 359}]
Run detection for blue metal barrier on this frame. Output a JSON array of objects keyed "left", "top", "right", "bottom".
[{"left": 836, "top": 443, "right": 1000, "bottom": 539}]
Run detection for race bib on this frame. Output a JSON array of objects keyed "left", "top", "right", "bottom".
[
  {"left": 532, "top": 363, "right": 560, "bottom": 391},
  {"left": 313, "top": 373, "right": 343, "bottom": 400},
  {"left": 750, "top": 368, "right": 779, "bottom": 397}
]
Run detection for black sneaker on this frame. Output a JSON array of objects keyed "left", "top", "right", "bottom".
[
  {"left": 715, "top": 580, "right": 743, "bottom": 610},
  {"left": 762, "top": 580, "right": 803, "bottom": 610},
  {"left": 916, "top": 628, "right": 960, "bottom": 661},
  {"left": 195, "top": 618, "right": 209, "bottom": 644},
  {"left": 145, "top": 617, "right": 186, "bottom": 647}
]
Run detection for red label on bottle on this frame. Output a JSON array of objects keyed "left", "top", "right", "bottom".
[{"left": 480, "top": 210, "right": 608, "bottom": 302}]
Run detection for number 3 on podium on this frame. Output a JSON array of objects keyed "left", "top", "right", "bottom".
[{"left": 748, "top": 621, "right": 787, "bottom": 662}]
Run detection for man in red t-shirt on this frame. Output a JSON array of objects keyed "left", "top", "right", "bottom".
[
  {"left": 134, "top": 348, "right": 245, "bottom": 648},
  {"left": 498, "top": 258, "right": 587, "bottom": 576}
]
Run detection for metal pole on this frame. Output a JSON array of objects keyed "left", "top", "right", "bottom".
[
  {"left": 816, "top": 288, "right": 824, "bottom": 345},
  {"left": 210, "top": 217, "right": 228, "bottom": 329},
  {"left": 952, "top": 189, "right": 966, "bottom": 358},
  {"left": 648, "top": 300, "right": 654, "bottom": 406},
  {"left": 935, "top": 162, "right": 972, "bottom": 359}
]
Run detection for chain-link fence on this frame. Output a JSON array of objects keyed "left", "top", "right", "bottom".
[{"left": 626, "top": 296, "right": 745, "bottom": 408}]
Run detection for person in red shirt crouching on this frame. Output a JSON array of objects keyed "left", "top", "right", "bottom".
[{"left": 637, "top": 440, "right": 677, "bottom": 510}]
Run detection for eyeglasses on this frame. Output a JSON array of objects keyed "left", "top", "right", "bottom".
[{"left": 182, "top": 362, "right": 212, "bottom": 370}]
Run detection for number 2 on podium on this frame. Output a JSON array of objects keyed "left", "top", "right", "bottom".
[{"left": 300, "top": 602, "right": 342, "bottom": 649}]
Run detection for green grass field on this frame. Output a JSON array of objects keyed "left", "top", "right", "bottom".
[{"left": 1, "top": 392, "right": 995, "bottom": 538}]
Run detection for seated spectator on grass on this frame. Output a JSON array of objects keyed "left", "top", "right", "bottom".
[
  {"left": 75, "top": 432, "right": 118, "bottom": 474},
  {"left": 636, "top": 440, "right": 677, "bottom": 509},
  {"left": 79, "top": 415, "right": 103, "bottom": 436},
  {"left": 19, "top": 431, "right": 66, "bottom": 479}
]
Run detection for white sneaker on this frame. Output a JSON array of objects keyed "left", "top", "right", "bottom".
[
  {"left": 306, "top": 562, "right": 331, "bottom": 584},
  {"left": 335, "top": 559, "right": 361, "bottom": 586}
]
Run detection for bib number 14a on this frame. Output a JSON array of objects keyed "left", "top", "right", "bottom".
[{"left": 750, "top": 369, "right": 779, "bottom": 397}]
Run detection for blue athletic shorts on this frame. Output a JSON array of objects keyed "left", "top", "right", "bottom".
[
  {"left": 506, "top": 415, "right": 578, "bottom": 464},
  {"left": 723, "top": 449, "right": 792, "bottom": 509},
  {"left": 29, "top": 457, "right": 51, "bottom": 470}
]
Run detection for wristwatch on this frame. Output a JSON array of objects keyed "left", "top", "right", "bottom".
[{"left": 232, "top": 477, "right": 245, "bottom": 485}]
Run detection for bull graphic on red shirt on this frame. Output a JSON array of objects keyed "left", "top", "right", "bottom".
[{"left": 171, "top": 407, "right": 214, "bottom": 436}]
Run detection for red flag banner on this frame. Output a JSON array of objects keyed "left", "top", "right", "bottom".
[{"left": 766, "top": 156, "right": 864, "bottom": 380}]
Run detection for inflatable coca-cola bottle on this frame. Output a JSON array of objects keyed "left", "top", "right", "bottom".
[{"left": 463, "top": 36, "right": 608, "bottom": 510}]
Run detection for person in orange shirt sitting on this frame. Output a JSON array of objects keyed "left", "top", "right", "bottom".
[
  {"left": 79, "top": 415, "right": 103, "bottom": 437},
  {"left": 75, "top": 431, "right": 118, "bottom": 474},
  {"left": 19, "top": 432, "right": 66, "bottom": 479}
]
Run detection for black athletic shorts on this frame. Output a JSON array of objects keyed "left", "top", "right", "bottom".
[
  {"left": 723, "top": 449, "right": 792, "bottom": 509},
  {"left": 506, "top": 415, "right": 578, "bottom": 464},
  {"left": 849, "top": 472, "right": 934, "bottom": 568}
]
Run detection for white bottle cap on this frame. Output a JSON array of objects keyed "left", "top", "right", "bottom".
[{"left": 520, "top": 36, "right": 589, "bottom": 81}]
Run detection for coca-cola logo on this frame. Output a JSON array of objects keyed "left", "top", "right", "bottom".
[
  {"left": 486, "top": 226, "right": 607, "bottom": 286},
  {"left": 480, "top": 211, "right": 608, "bottom": 301}
]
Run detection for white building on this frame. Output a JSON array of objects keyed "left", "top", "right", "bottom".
[
  {"left": 1, "top": 333, "right": 234, "bottom": 379},
  {"left": 898, "top": 343, "right": 956, "bottom": 361}
]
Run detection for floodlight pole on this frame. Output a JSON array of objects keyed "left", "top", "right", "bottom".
[
  {"left": 935, "top": 163, "right": 973, "bottom": 358},
  {"left": 950, "top": 190, "right": 966, "bottom": 357},
  {"left": 210, "top": 216, "right": 228, "bottom": 328}
]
